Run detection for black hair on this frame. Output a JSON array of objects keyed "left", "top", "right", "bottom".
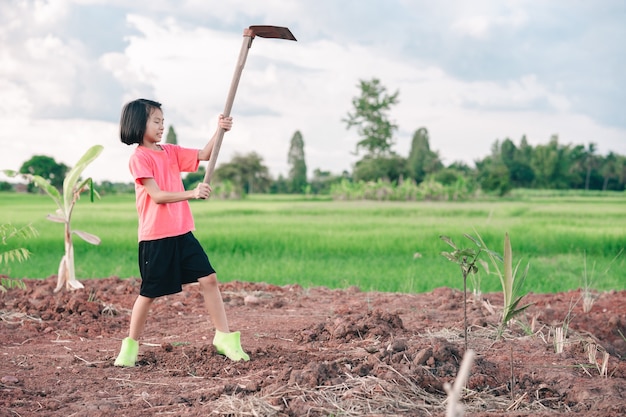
[{"left": 120, "top": 99, "right": 162, "bottom": 145}]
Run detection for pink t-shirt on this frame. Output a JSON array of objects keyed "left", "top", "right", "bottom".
[{"left": 129, "top": 144, "right": 200, "bottom": 242}]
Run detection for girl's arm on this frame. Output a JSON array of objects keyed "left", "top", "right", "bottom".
[
  {"left": 198, "top": 115, "right": 233, "bottom": 161},
  {"left": 141, "top": 178, "right": 211, "bottom": 203}
]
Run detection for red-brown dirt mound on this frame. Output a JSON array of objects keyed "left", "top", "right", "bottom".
[{"left": 1, "top": 276, "right": 625, "bottom": 416}]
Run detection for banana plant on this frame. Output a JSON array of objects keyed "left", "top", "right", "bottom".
[{"left": 4, "top": 145, "right": 103, "bottom": 292}]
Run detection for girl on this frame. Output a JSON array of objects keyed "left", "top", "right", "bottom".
[{"left": 114, "top": 98, "right": 249, "bottom": 367}]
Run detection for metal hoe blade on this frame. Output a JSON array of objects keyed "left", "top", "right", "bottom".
[
  {"left": 249, "top": 25, "right": 297, "bottom": 41},
  {"left": 203, "top": 26, "right": 297, "bottom": 184}
]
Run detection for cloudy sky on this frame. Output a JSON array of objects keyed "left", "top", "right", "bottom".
[{"left": 1, "top": 0, "right": 624, "bottom": 183}]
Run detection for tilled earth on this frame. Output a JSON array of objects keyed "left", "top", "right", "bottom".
[{"left": 1, "top": 276, "right": 625, "bottom": 416}]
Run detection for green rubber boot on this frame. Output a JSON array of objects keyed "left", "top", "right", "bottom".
[
  {"left": 213, "top": 330, "right": 250, "bottom": 361},
  {"left": 114, "top": 337, "right": 139, "bottom": 367}
]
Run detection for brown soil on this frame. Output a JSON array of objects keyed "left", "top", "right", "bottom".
[{"left": 1, "top": 276, "right": 625, "bottom": 416}]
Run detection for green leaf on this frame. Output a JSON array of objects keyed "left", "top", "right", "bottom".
[
  {"left": 29, "top": 175, "right": 63, "bottom": 210},
  {"left": 457, "top": 248, "right": 478, "bottom": 259},
  {"left": 75, "top": 177, "right": 100, "bottom": 203},
  {"left": 0, "top": 248, "right": 31, "bottom": 265},
  {"left": 503, "top": 232, "right": 513, "bottom": 307},
  {"left": 63, "top": 145, "right": 103, "bottom": 214}
]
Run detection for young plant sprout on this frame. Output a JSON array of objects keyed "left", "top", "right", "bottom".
[
  {"left": 475, "top": 232, "right": 532, "bottom": 338},
  {"left": 442, "top": 231, "right": 532, "bottom": 342},
  {"left": 4, "top": 145, "right": 103, "bottom": 292},
  {"left": 440, "top": 234, "right": 492, "bottom": 351},
  {"left": 0, "top": 223, "right": 38, "bottom": 291}
]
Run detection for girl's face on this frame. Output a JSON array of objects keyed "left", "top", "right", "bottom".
[{"left": 142, "top": 108, "right": 164, "bottom": 147}]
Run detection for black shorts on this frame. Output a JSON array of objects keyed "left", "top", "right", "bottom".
[{"left": 138, "top": 232, "right": 216, "bottom": 298}]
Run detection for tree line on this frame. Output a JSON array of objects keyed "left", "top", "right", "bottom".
[{"left": 4, "top": 78, "right": 624, "bottom": 197}]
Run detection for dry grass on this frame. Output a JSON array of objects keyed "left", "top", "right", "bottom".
[{"left": 205, "top": 368, "right": 561, "bottom": 416}]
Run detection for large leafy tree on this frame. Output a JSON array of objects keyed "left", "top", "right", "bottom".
[
  {"left": 530, "top": 135, "right": 571, "bottom": 189},
  {"left": 353, "top": 154, "right": 408, "bottom": 183},
  {"left": 215, "top": 152, "right": 272, "bottom": 194},
  {"left": 287, "top": 130, "right": 307, "bottom": 193},
  {"left": 475, "top": 156, "right": 512, "bottom": 196},
  {"left": 343, "top": 78, "right": 399, "bottom": 157},
  {"left": 19, "top": 155, "right": 68, "bottom": 192}
]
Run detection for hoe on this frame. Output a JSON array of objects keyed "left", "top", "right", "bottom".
[{"left": 203, "top": 25, "right": 297, "bottom": 184}]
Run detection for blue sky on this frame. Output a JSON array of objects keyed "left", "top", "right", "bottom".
[{"left": 1, "top": 0, "right": 624, "bottom": 182}]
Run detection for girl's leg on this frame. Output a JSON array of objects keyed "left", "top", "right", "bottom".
[
  {"left": 198, "top": 273, "right": 229, "bottom": 332},
  {"left": 114, "top": 295, "right": 154, "bottom": 367},
  {"left": 129, "top": 295, "right": 155, "bottom": 340},
  {"left": 198, "top": 273, "right": 249, "bottom": 361}
]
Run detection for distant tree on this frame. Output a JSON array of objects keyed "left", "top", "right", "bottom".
[
  {"left": 0, "top": 182, "right": 12, "bottom": 191},
  {"left": 407, "top": 127, "right": 442, "bottom": 183},
  {"left": 475, "top": 156, "right": 512, "bottom": 196},
  {"left": 270, "top": 174, "right": 290, "bottom": 194},
  {"left": 287, "top": 130, "right": 307, "bottom": 193},
  {"left": 183, "top": 166, "right": 206, "bottom": 190},
  {"left": 19, "top": 155, "right": 69, "bottom": 192},
  {"left": 518, "top": 135, "right": 533, "bottom": 163},
  {"left": 600, "top": 152, "right": 623, "bottom": 191},
  {"left": 567, "top": 144, "right": 588, "bottom": 189},
  {"left": 343, "top": 78, "right": 399, "bottom": 157},
  {"left": 309, "top": 169, "right": 349, "bottom": 195},
  {"left": 530, "top": 135, "right": 571, "bottom": 189},
  {"left": 432, "top": 167, "right": 466, "bottom": 186},
  {"left": 95, "top": 181, "right": 135, "bottom": 195},
  {"left": 166, "top": 126, "right": 178, "bottom": 144},
  {"left": 353, "top": 154, "right": 408, "bottom": 183},
  {"left": 446, "top": 161, "right": 473, "bottom": 175},
  {"left": 215, "top": 152, "right": 272, "bottom": 194},
  {"left": 511, "top": 135, "right": 535, "bottom": 187},
  {"left": 582, "top": 143, "right": 598, "bottom": 191},
  {"left": 617, "top": 155, "right": 626, "bottom": 189},
  {"left": 499, "top": 137, "right": 534, "bottom": 188}
]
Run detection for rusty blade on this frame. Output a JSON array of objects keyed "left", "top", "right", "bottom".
[{"left": 249, "top": 25, "right": 297, "bottom": 41}]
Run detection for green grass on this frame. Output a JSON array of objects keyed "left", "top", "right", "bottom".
[{"left": 1, "top": 191, "right": 624, "bottom": 293}]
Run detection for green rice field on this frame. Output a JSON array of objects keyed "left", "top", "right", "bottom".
[{"left": 1, "top": 191, "right": 624, "bottom": 294}]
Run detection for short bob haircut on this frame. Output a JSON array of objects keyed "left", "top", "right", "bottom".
[{"left": 120, "top": 99, "right": 162, "bottom": 145}]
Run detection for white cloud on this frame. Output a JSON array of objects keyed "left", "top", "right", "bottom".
[
  {"left": 1, "top": 117, "right": 123, "bottom": 181},
  {"left": 452, "top": 12, "right": 528, "bottom": 39},
  {"left": 0, "top": 1, "right": 624, "bottom": 184}
]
